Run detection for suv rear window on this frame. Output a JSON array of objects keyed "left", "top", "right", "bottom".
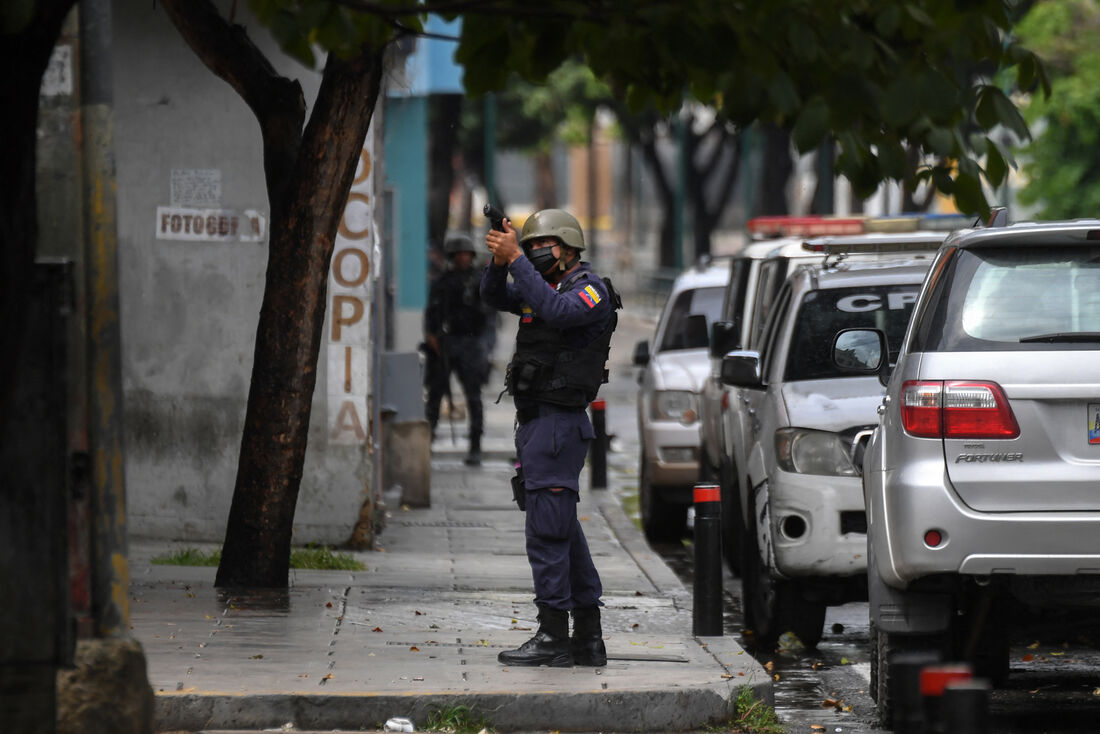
[
  {"left": 786, "top": 285, "right": 920, "bottom": 381},
  {"left": 919, "top": 246, "right": 1100, "bottom": 351},
  {"left": 658, "top": 286, "right": 724, "bottom": 351}
]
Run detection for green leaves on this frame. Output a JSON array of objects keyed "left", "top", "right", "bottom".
[
  {"left": 791, "top": 97, "right": 829, "bottom": 152},
  {"left": 976, "top": 85, "right": 1030, "bottom": 140},
  {"left": 241, "top": 0, "right": 1049, "bottom": 215}
]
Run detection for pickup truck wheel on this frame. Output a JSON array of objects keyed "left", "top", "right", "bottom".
[
  {"left": 639, "top": 452, "right": 686, "bottom": 543},
  {"left": 740, "top": 495, "right": 825, "bottom": 649}
]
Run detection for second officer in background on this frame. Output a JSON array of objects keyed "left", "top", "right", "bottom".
[{"left": 423, "top": 235, "right": 491, "bottom": 466}]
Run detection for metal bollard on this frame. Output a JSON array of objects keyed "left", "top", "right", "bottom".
[
  {"left": 942, "top": 679, "right": 991, "bottom": 734},
  {"left": 890, "top": 651, "right": 942, "bottom": 734},
  {"left": 692, "top": 484, "right": 723, "bottom": 636},
  {"left": 920, "top": 663, "right": 973, "bottom": 734},
  {"left": 589, "top": 398, "right": 607, "bottom": 489}
]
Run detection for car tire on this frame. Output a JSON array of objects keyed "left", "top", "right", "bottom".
[
  {"left": 718, "top": 456, "right": 742, "bottom": 577},
  {"left": 639, "top": 452, "right": 686, "bottom": 543},
  {"left": 872, "top": 623, "right": 949, "bottom": 729},
  {"left": 740, "top": 491, "right": 825, "bottom": 648}
]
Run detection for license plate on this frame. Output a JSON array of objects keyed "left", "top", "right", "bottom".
[{"left": 1091, "top": 403, "right": 1100, "bottom": 445}]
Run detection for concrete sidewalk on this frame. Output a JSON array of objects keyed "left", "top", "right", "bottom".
[{"left": 130, "top": 391, "right": 769, "bottom": 732}]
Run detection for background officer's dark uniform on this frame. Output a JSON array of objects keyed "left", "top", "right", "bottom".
[
  {"left": 424, "top": 237, "right": 491, "bottom": 464},
  {"left": 480, "top": 209, "right": 619, "bottom": 668}
]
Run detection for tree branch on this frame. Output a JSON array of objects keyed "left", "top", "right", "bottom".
[
  {"left": 330, "top": 0, "right": 657, "bottom": 25},
  {"left": 158, "top": 0, "right": 305, "bottom": 210}
]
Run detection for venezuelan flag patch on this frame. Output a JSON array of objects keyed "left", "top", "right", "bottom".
[
  {"left": 521, "top": 305, "right": 534, "bottom": 323},
  {"left": 578, "top": 284, "right": 601, "bottom": 308}
]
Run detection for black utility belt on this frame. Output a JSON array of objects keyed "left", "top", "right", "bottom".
[{"left": 516, "top": 403, "right": 586, "bottom": 425}]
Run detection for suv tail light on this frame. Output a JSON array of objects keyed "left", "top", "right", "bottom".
[{"left": 901, "top": 380, "right": 1020, "bottom": 439}]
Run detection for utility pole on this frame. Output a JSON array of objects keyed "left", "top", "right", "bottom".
[{"left": 56, "top": 1, "right": 155, "bottom": 731}]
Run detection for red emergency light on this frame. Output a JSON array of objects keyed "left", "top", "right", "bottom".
[{"left": 747, "top": 216, "right": 865, "bottom": 238}]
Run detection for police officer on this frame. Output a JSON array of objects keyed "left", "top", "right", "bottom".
[
  {"left": 424, "top": 235, "right": 491, "bottom": 466},
  {"left": 482, "top": 209, "right": 620, "bottom": 667}
]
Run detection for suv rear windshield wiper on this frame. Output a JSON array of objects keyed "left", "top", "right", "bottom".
[{"left": 1018, "top": 332, "right": 1100, "bottom": 343}]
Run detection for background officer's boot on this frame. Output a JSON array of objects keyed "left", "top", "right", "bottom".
[
  {"left": 570, "top": 606, "right": 607, "bottom": 666},
  {"left": 464, "top": 433, "right": 481, "bottom": 466},
  {"left": 497, "top": 606, "right": 572, "bottom": 667}
]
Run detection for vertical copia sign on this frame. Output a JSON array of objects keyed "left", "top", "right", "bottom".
[{"left": 326, "top": 131, "right": 376, "bottom": 445}]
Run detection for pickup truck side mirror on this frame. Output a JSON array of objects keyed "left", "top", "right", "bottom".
[
  {"left": 832, "top": 328, "right": 890, "bottom": 386},
  {"left": 632, "top": 339, "right": 650, "bottom": 367},
  {"left": 720, "top": 351, "right": 763, "bottom": 388},
  {"left": 709, "top": 321, "right": 739, "bottom": 359}
]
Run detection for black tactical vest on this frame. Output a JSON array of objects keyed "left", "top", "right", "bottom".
[{"left": 506, "top": 272, "right": 621, "bottom": 407}]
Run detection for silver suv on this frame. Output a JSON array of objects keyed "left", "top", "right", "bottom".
[
  {"left": 721, "top": 255, "right": 933, "bottom": 648},
  {"left": 856, "top": 218, "right": 1100, "bottom": 726}
]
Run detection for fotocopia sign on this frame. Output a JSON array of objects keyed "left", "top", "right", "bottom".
[{"left": 155, "top": 206, "right": 266, "bottom": 242}]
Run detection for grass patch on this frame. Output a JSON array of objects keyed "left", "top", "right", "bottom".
[
  {"left": 290, "top": 544, "right": 364, "bottom": 570},
  {"left": 151, "top": 547, "right": 221, "bottom": 567},
  {"left": 423, "top": 703, "right": 492, "bottom": 734},
  {"left": 619, "top": 484, "right": 641, "bottom": 531},
  {"left": 151, "top": 544, "right": 365, "bottom": 571},
  {"left": 727, "top": 686, "right": 786, "bottom": 733}
]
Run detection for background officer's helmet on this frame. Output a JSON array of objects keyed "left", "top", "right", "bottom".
[
  {"left": 444, "top": 235, "right": 477, "bottom": 256},
  {"left": 518, "top": 209, "right": 585, "bottom": 252}
]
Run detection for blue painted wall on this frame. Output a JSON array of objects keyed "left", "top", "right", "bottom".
[{"left": 383, "top": 95, "right": 428, "bottom": 310}]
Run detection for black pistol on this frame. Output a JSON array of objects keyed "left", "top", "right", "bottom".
[{"left": 483, "top": 203, "right": 506, "bottom": 232}]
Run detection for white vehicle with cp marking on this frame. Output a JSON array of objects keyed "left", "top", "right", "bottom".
[{"left": 719, "top": 255, "right": 932, "bottom": 648}]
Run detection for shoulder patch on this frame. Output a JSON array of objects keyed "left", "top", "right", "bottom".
[{"left": 578, "top": 284, "right": 602, "bottom": 308}]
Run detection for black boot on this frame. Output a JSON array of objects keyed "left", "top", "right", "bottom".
[
  {"left": 464, "top": 433, "right": 482, "bottom": 466},
  {"left": 498, "top": 606, "right": 572, "bottom": 667},
  {"left": 571, "top": 606, "right": 607, "bottom": 666}
]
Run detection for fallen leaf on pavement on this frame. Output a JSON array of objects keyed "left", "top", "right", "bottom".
[
  {"left": 1021, "top": 653, "right": 1034, "bottom": 662},
  {"left": 410, "top": 646, "right": 420, "bottom": 652},
  {"left": 764, "top": 661, "right": 775, "bottom": 672},
  {"left": 326, "top": 602, "right": 333, "bottom": 608},
  {"left": 322, "top": 673, "right": 333, "bottom": 681},
  {"left": 1027, "top": 641, "right": 1040, "bottom": 649},
  {"left": 415, "top": 610, "right": 423, "bottom": 616},
  {"left": 811, "top": 726, "right": 826, "bottom": 732},
  {"left": 249, "top": 654, "right": 263, "bottom": 659},
  {"left": 811, "top": 661, "right": 824, "bottom": 670},
  {"left": 373, "top": 627, "right": 383, "bottom": 632}
]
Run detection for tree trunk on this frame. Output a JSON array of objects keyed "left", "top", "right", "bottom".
[
  {"left": 428, "top": 93, "right": 462, "bottom": 265},
  {"left": 160, "top": 0, "right": 385, "bottom": 587},
  {"left": 216, "top": 49, "right": 384, "bottom": 587},
  {"left": 534, "top": 149, "right": 556, "bottom": 210},
  {"left": 758, "top": 124, "right": 793, "bottom": 216},
  {"left": 1, "top": 2, "right": 75, "bottom": 419}
]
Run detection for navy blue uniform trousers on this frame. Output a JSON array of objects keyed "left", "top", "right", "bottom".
[{"left": 515, "top": 408, "right": 603, "bottom": 611}]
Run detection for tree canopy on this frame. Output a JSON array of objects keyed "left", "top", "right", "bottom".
[{"left": 1014, "top": 0, "right": 1100, "bottom": 218}]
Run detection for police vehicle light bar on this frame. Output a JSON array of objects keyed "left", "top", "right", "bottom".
[
  {"left": 802, "top": 232, "right": 949, "bottom": 254},
  {"left": 747, "top": 216, "right": 865, "bottom": 238}
]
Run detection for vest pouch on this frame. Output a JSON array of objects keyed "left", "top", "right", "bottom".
[{"left": 508, "top": 358, "right": 543, "bottom": 397}]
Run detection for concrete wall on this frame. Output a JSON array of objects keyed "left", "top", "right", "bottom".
[{"left": 112, "top": 1, "right": 372, "bottom": 543}]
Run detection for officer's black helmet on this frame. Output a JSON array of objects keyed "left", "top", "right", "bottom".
[{"left": 444, "top": 235, "right": 476, "bottom": 256}]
